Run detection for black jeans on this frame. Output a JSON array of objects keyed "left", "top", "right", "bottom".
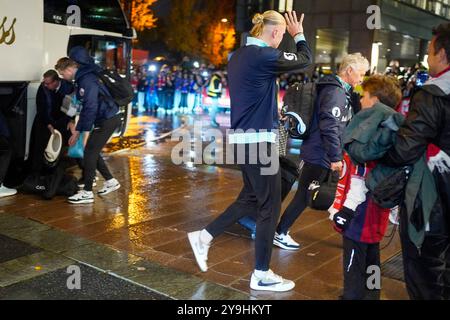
[
  {"left": 0, "top": 136, "right": 12, "bottom": 185},
  {"left": 342, "top": 236, "right": 381, "bottom": 300},
  {"left": 399, "top": 208, "right": 450, "bottom": 300},
  {"left": 83, "top": 115, "right": 121, "bottom": 192},
  {"left": 206, "top": 143, "right": 281, "bottom": 271},
  {"left": 277, "top": 161, "right": 330, "bottom": 234}
]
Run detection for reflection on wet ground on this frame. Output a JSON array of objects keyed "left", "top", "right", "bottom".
[{"left": 0, "top": 112, "right": 409, "bottom": 300}]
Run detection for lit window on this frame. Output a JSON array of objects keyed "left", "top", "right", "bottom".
[
  {"left": 278, "top": 0, "right": 286, "bottom": 12},
  {"left": 279, "top": 0, "right": 294, "bottom": 12}
]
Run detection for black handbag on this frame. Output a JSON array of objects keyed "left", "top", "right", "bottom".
[
  {"left": 307, "top": 171, "right": 340, "bottom": 211},
  {"left": 371, "top": 167, "right": 410, "bottom": 209}
]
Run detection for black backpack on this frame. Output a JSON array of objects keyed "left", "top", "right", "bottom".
[
  {"left": 282, "top": 82, "right": 317, "bottom": 140},
  {"left": 22, "top": 167, "right": 78, "bottom": 200},
  {"left": 97, "top": 69, "right": 134, "bottom": 107}
]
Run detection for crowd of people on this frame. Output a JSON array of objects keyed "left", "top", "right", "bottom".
[
  {"left": 131, "top": 61, "right": 226, "bottom": 127},
  {"left": 1, "top": 8, "right": 449, "bottom": 300}
]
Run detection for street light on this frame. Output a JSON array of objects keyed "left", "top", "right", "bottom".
[{"left": 221, "top": 18, "right": 228, "bottom": 23}]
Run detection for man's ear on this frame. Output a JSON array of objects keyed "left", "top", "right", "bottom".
[
  {"left": 438, "top": 47, "right": 449, "bottom": 65},
  {"left": 272, "top": 29, "right": 278, "bottom": 39}
]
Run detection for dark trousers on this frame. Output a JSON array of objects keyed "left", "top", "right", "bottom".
[
  {"left": 0, "top": 136, "right": 12, "bottom": 185},
  {"left": 399, "top": 209, "right": 450, "bottom": 300},
  {"left": 343, "top": 236, "right": 381, "bottom": 300},
  {"left": 206, "top": 143, "right": 281, "bottom": 271},
  {"left": 157, "top": 90, "right": 167, "bottom": 109},
  {"left": 277, "top": 161, "right": 330, "bottom": 234},
  {"left": 180, "top": 93, "right": 188, "bottom": 108},
  {"left": 83, "top": 115, "right": 120, "bottom": 191}
]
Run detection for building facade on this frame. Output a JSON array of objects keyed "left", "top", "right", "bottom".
[{"left": 236, "top": 0, "right": 450, "bottom": 72}]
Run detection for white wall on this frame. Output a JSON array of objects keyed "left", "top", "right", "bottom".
[{"left": 0, "top": 0, "right": 44, "bottom": 82}]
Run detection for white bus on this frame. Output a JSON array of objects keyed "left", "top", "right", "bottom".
[{"left": 0, "top": 0, "right": 134, "bottom": 168}]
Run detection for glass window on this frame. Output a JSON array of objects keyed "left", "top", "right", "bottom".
[
  {"left": 44, "top": 0, "right": 128, "bottom": 34},
  {"left": 68, "top": 35, "right": 131, "bottom": 78}
]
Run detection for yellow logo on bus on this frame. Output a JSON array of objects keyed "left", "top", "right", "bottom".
[{"left": 0, "top": 17, "right": 17, "bottom": 46}]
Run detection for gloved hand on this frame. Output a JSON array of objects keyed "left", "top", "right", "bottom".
[{"left": 333, "top": 207, "right": 355, "bottom": 232}]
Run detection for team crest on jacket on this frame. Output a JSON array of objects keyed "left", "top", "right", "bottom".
[
  {"left": 283, "top": 52, "right": 297, "bottom": 61},
  {"left": 332, "top": 107, "right": 341, "bottom": 118}
]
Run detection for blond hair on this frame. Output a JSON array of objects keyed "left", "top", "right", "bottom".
[
  {"left": 250, "top": 10, "right": 286, "bottom": 37},
  {"left": 55, "top": 57, "right": 78, "bottom": 71},
  {"left": 339, "top": 53, "right": 370, "bottom": 74}
]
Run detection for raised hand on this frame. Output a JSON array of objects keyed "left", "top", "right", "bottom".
[{"left": 284, "top": 11, "right": 305, "bottom": 38}]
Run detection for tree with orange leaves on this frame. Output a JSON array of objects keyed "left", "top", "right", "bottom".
[
  {"left": 164, "top": 0, "right": 237, "bottom": 66},
  {"left": 201, "top": 21, "right": 236, "bottom": 66},
  {"left": 121, "top": 0, "right": 158, "bottom": 32}
]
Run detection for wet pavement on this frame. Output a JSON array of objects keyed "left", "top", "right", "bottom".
[{"left": 0, "top": 111, "right": 409, "bottom": 300}]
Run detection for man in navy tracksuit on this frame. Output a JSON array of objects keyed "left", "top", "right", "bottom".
[
  {"left": 274, "top": 53, "right": 370, "bottom": 251},
  {"left": 56, "top": 46, "right": 121, "bottom": 204},
  {"left": 188, "top": 11, "right": 311, "bottom": 292}
]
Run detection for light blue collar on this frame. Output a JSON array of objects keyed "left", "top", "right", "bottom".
[
  {"left": 246, "top": 37, "right": 269, "bottom": 48},
  {"left": 336, "top": 75, "right": 352, "bottom": 92}
]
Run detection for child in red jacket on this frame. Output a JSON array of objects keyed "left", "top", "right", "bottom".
[{"left": 329, "top": 75, "right": 402, "bottom": 300}]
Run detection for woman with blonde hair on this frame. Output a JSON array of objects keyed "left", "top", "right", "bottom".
[{"left": 188, "top": 10, "right": 312, "bottom": 292}]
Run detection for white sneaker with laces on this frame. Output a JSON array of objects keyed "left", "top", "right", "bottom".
[
  {"left": 273, "top": 232, "right": 300, "bottom": 251},
  {"left": 68, "top": 190, "right": 94, "bottom": 204},
  {"left": 0, "top": 184, "right": 17, "bottom": 198},
  {"left": 188, "top": 231, "right": 210, "bottom": 272},
  {"left": 98, "top": 178, "right": 121, "bottom": 196},
  {"left": 250, "top": 270, "right": 295, "bottom": 292}
]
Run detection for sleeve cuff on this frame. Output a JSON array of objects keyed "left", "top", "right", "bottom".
[{"left": 294, "top": 33, "right": 306, "bottom": 43}]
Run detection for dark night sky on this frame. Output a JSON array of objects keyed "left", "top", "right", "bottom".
[{"left": 152, "top": 0, "right": 171, "bottom": 20}]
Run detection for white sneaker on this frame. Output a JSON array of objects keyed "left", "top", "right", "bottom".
[
  {"left": 68, "top": 190, "right": 94, "bottom": 204},
  {"left": 98, "top": 178, "right": 121, "bottom": 196},
  {"left": 273, "top": 232, "right": 300, "bottom": 251},
  {"left": 0, "top": 184, "right": 17, "bottom": 198},
  {"left": 188, "top": 231, "right": 210, "bottom": 273},
  {"left": 250, "top": 270, "right": 295, "bottom": 292}
]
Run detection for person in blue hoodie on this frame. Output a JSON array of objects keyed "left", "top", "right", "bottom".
[
  {"left": 55, "top": 46, "right": 121, "bottom": 204},
  {"left": 188, "top": 10, "right": 311, "bottom": 293},
  {"left": 272, "top": 53, "right": 370, "bottom": 251}
]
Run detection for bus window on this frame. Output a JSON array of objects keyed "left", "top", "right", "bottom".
[
  {"left": 68, "top": 35, "right": 131, "bottom": 79},
  {"left": 94, "top": 39, "right": 129, "bottom": 77},
  {"left": 44, "top": 0, "right": 128, "bottom": 34}
]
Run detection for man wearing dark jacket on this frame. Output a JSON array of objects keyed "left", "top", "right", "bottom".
[
  {"left": 30, "top": 70, "right": 75, "bottom": 174},
  {"left": 56, "top": 46, "right": 121, "bottom": 204},
  {"left": 274, "top": 53, "right": 369, "bottom": 250},
  {"left": 383, "top": 23, "right": 450, "bottom": 300},
  {"left": 188, "top": 10, "right": 311, "bottom": 292}
]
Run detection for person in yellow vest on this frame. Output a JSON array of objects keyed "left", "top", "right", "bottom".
[{"left": 207, "top": 71, "right": 224, "bottom": 127}]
